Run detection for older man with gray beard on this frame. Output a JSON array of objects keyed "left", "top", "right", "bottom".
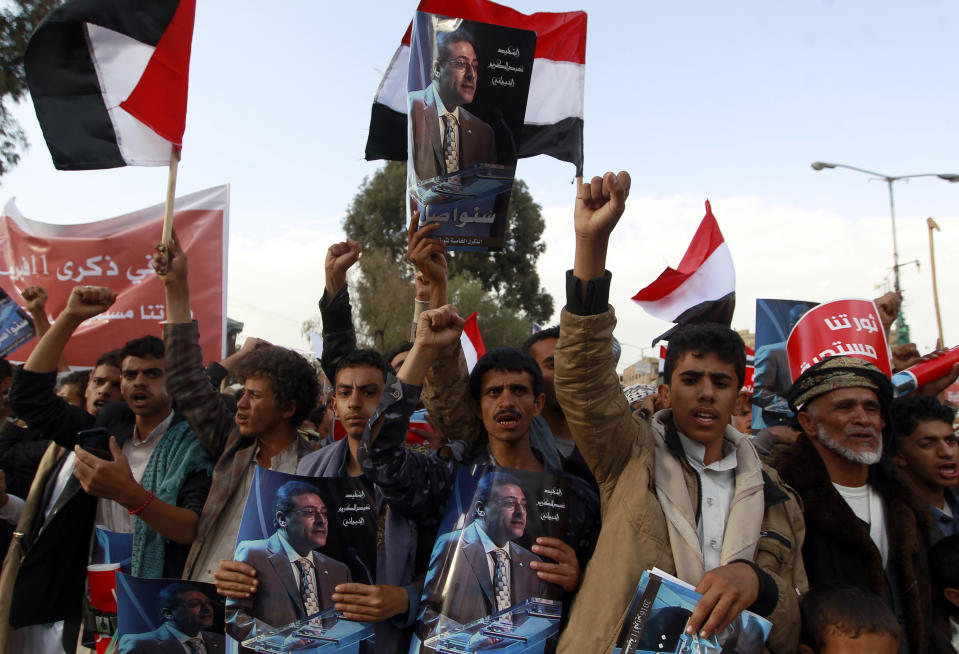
[{"left": 773, "top": 357, "right": 932, "bottom": 654}]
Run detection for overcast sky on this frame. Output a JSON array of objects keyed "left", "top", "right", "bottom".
[{"left": 2, "top": 0, "right": 957, "bottom": 367}]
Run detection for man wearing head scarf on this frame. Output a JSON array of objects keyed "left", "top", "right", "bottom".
[{"left": 773, "top": 356, "right": 932, "bottom": 654}]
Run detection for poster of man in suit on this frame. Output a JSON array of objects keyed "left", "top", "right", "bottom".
[
  {"left": 115, "top": 576, "right": 225, "bottom": 654},
  {"left": 224, "top": 469, "right": 377, "bottom": 652},
  {"left": 413, "top": 466, "right": 570, "bottom": 653},
  {"left": 406, "top": 12, "right": 536, "bottom": 251}
]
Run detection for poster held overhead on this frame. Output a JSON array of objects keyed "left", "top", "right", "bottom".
[
  {"left": 367, "top": 0, "right": 586, "bottom": 176},
  {"left": 407, "top": 12, "right": 536, "bottom": 252}
]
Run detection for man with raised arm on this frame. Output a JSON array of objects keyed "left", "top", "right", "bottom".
[
  {"left": 7, "top": 285, "right": 213, "bottom": 653},
  {"left": 155, "top": 235, "right": 319, "bottom": 584},
  {"left": 553, "top": 171, "right": 806, "bottom": 654},
  {"left": 352, "top": 303, "right": 590, "bottom": 649}
]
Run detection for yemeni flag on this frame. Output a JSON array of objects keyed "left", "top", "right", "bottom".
[
  {"left": 366, "top": 0, "right": 586, "bottom": 175},
  {"left": 24, "top": 0, "right": 195, "bottom": 170},
  {"left": 461, "top": 312, "right": 487, "bottom": 372},
  {"left": 633, "top": 201, "right": 736, "bottom": 345}
]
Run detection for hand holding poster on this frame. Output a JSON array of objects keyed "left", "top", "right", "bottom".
[
  {"left": 785, "top": 298, "right": 892, "bottom": 381},
  {"left": 614, "top": 569, "right": 771, "bottom": 654},
  {"left": 407, "top": 12, "right": 536, "bottom": 251},
  {"left": 225, "top": 468, "right": 377, "bottom": 653},
  {"left": 412, "top": 465, "right": 570, "bottom": 654}
]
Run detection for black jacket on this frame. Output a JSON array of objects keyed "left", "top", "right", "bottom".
[
  {"left": 7, "top": 368, "right": 210, "bottom": 628},
  {"left": 774, "top": 434, "right": 932, "bottom": 654}
]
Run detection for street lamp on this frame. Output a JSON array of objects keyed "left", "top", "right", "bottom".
[{"left": 811, "top": 161, "right": 959, "bottom": 343}]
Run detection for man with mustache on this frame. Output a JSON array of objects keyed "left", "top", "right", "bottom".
[
  {"left": 226, "top": 481, "right": 350, "bottom": 648},
  {"left": 409, "top": 27, "right": 497, "bottom": 183},
  {"left": 774, "top": 356, "right": 933, "bottom": 653}
]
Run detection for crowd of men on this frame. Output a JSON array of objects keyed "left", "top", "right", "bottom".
[{"left": 0, "top": 171, "right": 954, "bottom": 654}]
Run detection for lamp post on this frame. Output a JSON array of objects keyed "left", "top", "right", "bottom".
[{"left": 811, "top": 161, "right": 959, "bottom": 344}]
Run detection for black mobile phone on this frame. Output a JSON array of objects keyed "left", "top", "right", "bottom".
[{"left": 77, "top": 427, "right": 113, "bottom": 461}]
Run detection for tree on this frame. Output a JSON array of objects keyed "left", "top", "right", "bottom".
[
  {"left": 353, "top": 247, "right": 416, "bottom": 352},
  {"left": 447, "top": 272, "right": 531, "bottom": 350},
  {"left": 342, "top": 162, "right": 554, "bottom": 322},
  {"left": 0, "top": 0, "right": 62, "bottom": 178}
]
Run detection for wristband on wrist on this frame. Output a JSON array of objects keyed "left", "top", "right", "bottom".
[{"left": 128, "top": 490, "right": 154, "bottom": 515}]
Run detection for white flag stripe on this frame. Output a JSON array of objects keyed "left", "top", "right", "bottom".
[
  {"left": 635, "top": 242, "right": 736, "bottom": 322},
  {"left": 524, "top": 59, "right": 584, "bottom": 124},
  {"left": 461, "top": 330, "right": 479, "bottom": 372},
  {"left": 375, "top": 44, "right": 411, "bottom": 114},
  {"left": 86, "top": 23, "right": 171, "bottom": 166}
]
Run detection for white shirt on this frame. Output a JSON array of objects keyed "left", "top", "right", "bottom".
[
  {"left": 429, "top": 82, "right": 461, "bottom": 152},
  {"left": 833, "top": 482, "right": 889, "bottom": 568},
  {"left": 44, "top": 451, "right": 76, "bottom": 521},
  {"left": 95, "top": 411, "right": 174, "bottom": 534},
  {"left": 277, "top": 529, "right": 315, "bottom": 589},
  {"left": 166, "top": 623, "right": 208, "bottom": 654},
  {"left": 190, "top": 439, "right": 300, "bottom": 583},
  {"left": 475, "top": 522, "right": 511, "bottom": 592},
  {"left": 678, "top": 432, "right": 738, "bottom": 572},
  {"left": 0, "top": 494, "right": 24, "bottom": 525},
  {"left": 949, "top": 615, "right": 959, "bottom": 653}
]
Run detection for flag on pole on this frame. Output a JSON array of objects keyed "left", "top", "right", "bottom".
[
  {"left": 24, "top": 0, "right": 196, "bottom": 170},
  {"left": 366, "top": 0, "right": 586, "bottom": 175},
  {"left": 460, "top": 312, "right": 487, "bottom": 372},
  {"left": 632, "top": 201, "right": 736, "bottom": 345}
]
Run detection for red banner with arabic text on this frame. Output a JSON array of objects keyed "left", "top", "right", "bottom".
[
  {"left": 0, "top": 185, "right": 228, "bottom": 366},
  {"left": 785, "top": 298, "right": 891, "bottom": 382}
]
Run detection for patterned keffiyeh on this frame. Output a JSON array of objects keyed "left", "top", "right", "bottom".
[{"left": 786, "top": 356, "right": 893, "bottom": 413}]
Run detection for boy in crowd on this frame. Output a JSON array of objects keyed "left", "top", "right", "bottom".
[
  {"left": 155, "top": 235, "right": 318, "bottom": 583},
  {"left": 890, "top": 395, "right": 958, "bottom": 543},
  {"left": 799, "top": 586, "right": 901, "bottom": 654},
  {"left": 553, "top": 171, "right": 806, "bottom": 653}
]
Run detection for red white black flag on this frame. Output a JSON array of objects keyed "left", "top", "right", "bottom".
[
  {"left": 460, "top": 311, "right": 487, "bottom": 372},
  {"left": 366, "top": 0, "right": 586, "bottom": 175},
  {"left": 632, "top": 201, "right": 736, "bottom": 344},
  {"left": 24, "top": 0, "right": 195, "bottom": 170}
]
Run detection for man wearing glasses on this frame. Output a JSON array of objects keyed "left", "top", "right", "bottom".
[
  {"left": 226, "top": 481, "right": 350, "bottom": 648},
  {"left": 418, "top": 472, "right": 548, "bottom": 637},
  {"left": 409, "top": 27, "right": 497, "bottom": 183}
]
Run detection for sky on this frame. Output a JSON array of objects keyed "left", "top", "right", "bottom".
[{"left": 2, "top": 0, "right": 957, "bottom": 369}]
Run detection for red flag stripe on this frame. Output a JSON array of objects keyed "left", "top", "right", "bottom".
[
  {"left": 120, "top": 0, "right": 195, "bottom": 145},
  {"left": 399, "top": 0, "right": 587, "bottom": 63},
  {"left": 632, "top": 201, "right": 726, "bottom": 301}
]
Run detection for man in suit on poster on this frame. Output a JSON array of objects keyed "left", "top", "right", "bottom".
[
  {"left": 409, "top": 27, "right": 497, "bottom": 183},
  {"left": 226, "top": 481, "right": 350, "bottom": 647},
  {"left": 119, "top": 583, "right": 224, "bottom": 654},
  {"left": 418, "top": 471, "right": 550, "bottom": 639}
]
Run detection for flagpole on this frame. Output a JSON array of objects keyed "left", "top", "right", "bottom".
[
  {"left": 161, "top": 145, "right": 180, "bottom": 245},
  {"left": 927, "top": 217, "right": 944, "bottom": 345}
]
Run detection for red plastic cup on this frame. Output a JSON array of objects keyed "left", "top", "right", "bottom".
[{"left": 87, "top": 562, "right": 121, "bottom": 613}]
